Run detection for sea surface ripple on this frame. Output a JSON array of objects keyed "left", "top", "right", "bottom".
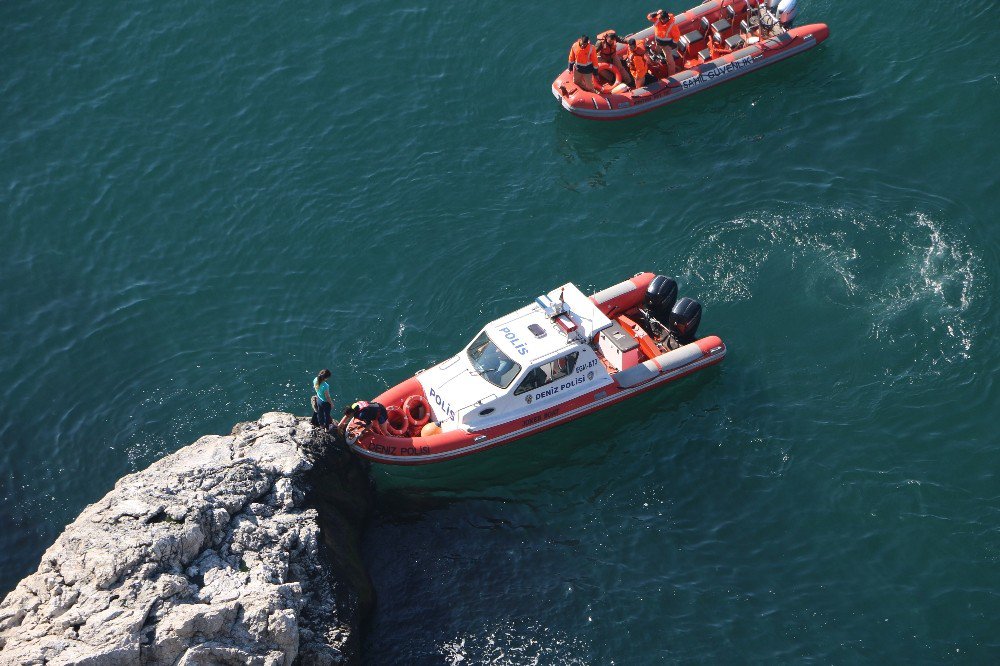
[{"left": 1, "top": 0, "right": 998, "bottom": 662}]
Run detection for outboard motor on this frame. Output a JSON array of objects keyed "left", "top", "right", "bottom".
[
  {"left": 644, "top": 275, "right": 678, "bottom": 323},
  {"left": 668, "top": 297, "right": 702, "bottom": 343},
  {"left": 753, "top": 0, "right": 779, "bottom": 32},
  {"left": 777, "top": 0, "right": 798, "bottom": 27}
]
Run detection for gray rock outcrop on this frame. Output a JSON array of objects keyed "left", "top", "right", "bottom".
[{"left": 0, "top": 412, "right": 374, "bottom": 665}]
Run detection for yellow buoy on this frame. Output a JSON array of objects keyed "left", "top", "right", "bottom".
[{"left": 420, "top": 421, "right": 442, "bottom": 437}]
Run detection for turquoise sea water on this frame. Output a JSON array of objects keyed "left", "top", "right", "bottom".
[{"left": 2, "top": 0, "right": 998, "bottom": 661}]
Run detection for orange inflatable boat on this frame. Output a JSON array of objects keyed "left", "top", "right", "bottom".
[{"left": 552, "top": 0, "right": 828, "bottom": 120}]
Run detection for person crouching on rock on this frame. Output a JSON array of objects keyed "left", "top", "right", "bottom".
[
  {"left": 337, "top": 400, "right": 388, "bottom": 438},
  {"left": 313, "top": 369, "right": 335, "bottom": 431},
  {"left": 567, "top": 34, "right": 599, "bottom": 93}
]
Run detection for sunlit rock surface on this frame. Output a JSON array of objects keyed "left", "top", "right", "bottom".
[{"left": 0, "top": 412, "right": 373, "bottom": 665}]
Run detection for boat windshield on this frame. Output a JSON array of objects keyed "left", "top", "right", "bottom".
[{"left": 467, "top": 330, "right": 521, "bottom": 389}]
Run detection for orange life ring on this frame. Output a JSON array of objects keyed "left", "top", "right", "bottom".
[
  {"left": 597, "top": 62, "right": 623, "bottom": 93},
  {"left": 403, "top": 394, "right": 431, "bottom": 428},
  {"left": 383, "top": 406, "right": 409, "bottom": 437}
]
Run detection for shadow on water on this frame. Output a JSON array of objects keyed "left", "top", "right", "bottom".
[
  {"left": 368, "top": 364, "right": 725, "bottom": 502},
  {"left": 360, "top": 367, "right": 736, "bottom": 665},
  {"left": 370, "top": 487, "right": 536, "bottom": 528}
]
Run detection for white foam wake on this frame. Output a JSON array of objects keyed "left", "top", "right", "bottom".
[{"left": 682, "top": 208, "right": 980, "bottom": 368}]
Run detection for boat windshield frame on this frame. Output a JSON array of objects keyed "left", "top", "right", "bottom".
[{"left": 466, "top": 330, "right": 521, "bottom": 389}]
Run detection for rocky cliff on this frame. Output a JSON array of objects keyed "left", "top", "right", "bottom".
[{"left": 0, "top": 412, "right": 374, "bottom": 665}]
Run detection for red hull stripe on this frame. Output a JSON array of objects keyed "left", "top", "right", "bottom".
[{"left": 351, "top": 344, "right": 726, "bottom": 464}]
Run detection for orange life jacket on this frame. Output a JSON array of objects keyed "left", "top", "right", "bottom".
[
  {"left": 597, "top": 39, "right": 617, "bottom": 60},
  {"left": 568, "top": 42, "right": 598, "bottom": 66},
  {"left": 628, "top": 44, "right": 648, "bottom": 60},
  {"left": 628, "top": 46, "right": 649, "bottom": 79},
  {"left": 652, "top": 15, "right": 681, "bottom": 41}
]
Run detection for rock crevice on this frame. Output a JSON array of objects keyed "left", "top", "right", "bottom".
[{"left": 0, "top": 412, "right": 373, "bottom": 666}]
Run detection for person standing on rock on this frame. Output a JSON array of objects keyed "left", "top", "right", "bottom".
[{"left": 313, "top": 369, "right": 335, "bottom": 431}]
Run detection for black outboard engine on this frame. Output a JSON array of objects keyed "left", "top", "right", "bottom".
[
  {"left": 644, "top": 275, "right": 678, "bottom": 324},
  {"left": 668, "top": 297, "right": 702, "bottom": 344}
]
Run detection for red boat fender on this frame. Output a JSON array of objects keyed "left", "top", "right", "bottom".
[
  {"left": 696, "top": 335, "right": 726, "bottom": 355},
  {"left": 403, "top": 394, "right": 431, "bottom": 427},
  {"left": 420, "top": 421, "right": 443, "bottom": 438},
  {"left": 590, "top": 272, "right": 656, "bottom": 316},
  {"left": 383, "top": 406, "right": 410, "bottom": 437},
  {"left": 597, "top": 62, "right": 623, "bottom": 94}
]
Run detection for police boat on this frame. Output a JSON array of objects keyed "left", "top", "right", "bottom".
[
  {"left": 552, "top": 0, "right": 828, "bottom": 120},
  {"left": 347, "top": 273, "right": 726, "bottom": 464}
]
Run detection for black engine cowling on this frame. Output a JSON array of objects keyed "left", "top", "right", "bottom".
[
  {"left": 668, "top": 297, "right": 702, "bottom": 343},
  {"left": 644, "top": 275, "right": 678, "bottom": 323}
]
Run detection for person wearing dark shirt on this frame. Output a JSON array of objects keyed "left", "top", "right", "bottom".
[{"left": 337, "top": 400, "right": 388, "bottom": 437}]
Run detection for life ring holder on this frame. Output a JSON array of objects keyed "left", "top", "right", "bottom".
[
  {"left": 403, "top": 394, "right": 431, "bottom": 428},
  {"left": 597, "top": 62, "right": 623, "bottom": 93},
  {"left": 383, "top": 406, "right": 410, "bottom": 437}
]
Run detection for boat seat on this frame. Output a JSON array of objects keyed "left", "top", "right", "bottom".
[
  {"left": 726, "top": 0, "right": 750, "bottom": 17},
  {"left": 710, "top": 19, "right": 732, "bottom": 43},
  {"left": 678, "top": 30, "right": 705, "bottom": 56},
  {"left": 725, "top": 34, "right": 746, "bottom": 50},
  {"left": 698, "top": 48, "right": 713, "bottom": 61}
]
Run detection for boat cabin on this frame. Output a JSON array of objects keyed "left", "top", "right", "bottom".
[{"left": 418, "top": 283, "right": 647, "bottom": 432}]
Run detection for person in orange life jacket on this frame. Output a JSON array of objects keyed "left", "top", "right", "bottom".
[
  {"left": 337, "top": 400, "right": 388, "bottom": 437},
  {"left": 647, "top": 8, "right": 682, "bottom": 75},
  {"left": 567, "top": 34, "right": 599, "bottom": 93},
  {"left": 595, "top": 30, "right": 631, "bottom": 86},
  {"left": 626, "top": 38, "right": 651, "bottom": 89}
]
